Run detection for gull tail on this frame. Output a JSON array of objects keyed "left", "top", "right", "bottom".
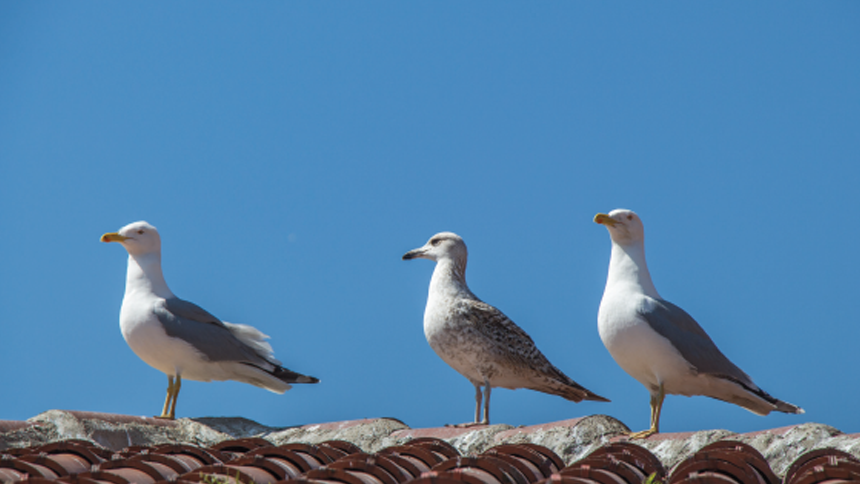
[
  {"left": 582, "top": 389, "right": 612, "bottom": 403},
  {"left": 710, "top": 374, "right": 803, "bottom": 415},
  {"left": 540, "top": 368, "right": 611, "bottom": 403},
  {"left": 233, "top": 362, "right": 319, "bottom": 394},
  {"left": 774, "top": 399, "right": 804, "bottom": 414},
  {"left": 272, "top": 365, "right": 320, "bottom": 385},
  {"left": 751, "top": 384, "right": 803, "bottom": 414},
  {"left": 224, "top": 321, "right": 319, "bottom": 386},
  {"left": 542, "top": 381, "right": 611, "bottom": 403}
]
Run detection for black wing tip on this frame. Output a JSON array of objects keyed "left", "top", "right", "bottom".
[
  {"left": 272, "top": 366, "right": 320, "bottom": 385},
  {"left": 558, "top": 383, "right": 611, "bottom": 403},
  {"left": 735, "top": 378, "right": 804, "bottom": 415},
  {"left": 747, "top": 382, "right": 803, "bottom": 415},
  {"left": 588, "top": 393, "right": 612, "bottom": 403}
]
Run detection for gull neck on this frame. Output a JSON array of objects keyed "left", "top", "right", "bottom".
[
  {"left": 125, "top": 252, "right": 175, "bottom": 299},
  {"left": 429, "top": 257, "right": 473, "bottom": 299},
  {"left": 606, "top": 240, "right": 661, "bottom": 299}
]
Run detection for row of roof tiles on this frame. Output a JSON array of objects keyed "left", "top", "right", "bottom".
[{"left": 2, "top": 429, "right": 859, "bottom": 484}]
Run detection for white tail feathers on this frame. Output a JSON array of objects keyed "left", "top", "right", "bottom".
[{"left": 223, "top": 321, "right": 282, "bottom": 366}]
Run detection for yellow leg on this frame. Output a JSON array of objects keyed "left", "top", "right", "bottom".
[
  {"left": 652, "top": 384, "right": 664, "bottom": 431},
  {"left": 168, "top": 375, "right": 181, "bottom": 419},
  {"left": 155, "top": 375, "right": 181, "bottom": 420},
  {"left": 629, "top": 383, "right": 664, "bottom": 439}
]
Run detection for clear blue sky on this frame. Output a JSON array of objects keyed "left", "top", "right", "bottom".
[{"left": 1, "top": 2, "right": 858, "bottom": 435}]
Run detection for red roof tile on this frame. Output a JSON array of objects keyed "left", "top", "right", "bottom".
[
  {"left": 1, "top": 429, "right": 859, "bottom": 484},
  {"left": 2, "top": 412, "right": 859, "bottom": 484},
  {"left": 0, "top": 422, "right": 35, "bottom": 433}
]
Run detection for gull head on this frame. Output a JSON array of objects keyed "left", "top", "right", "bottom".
[
  {"left": 101, "top": 221, "right": 162, "bottom": 256},
  {"left": 402, "top": 232, "right": 467, "bottom": 263},
  {"left": 594, "top": 209, "right": 644, "bottom": 246}
]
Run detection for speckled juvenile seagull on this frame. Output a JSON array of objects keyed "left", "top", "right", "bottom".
[
  {"left": 102, "top": 221, "right": 318, "bottom": 419},
  {"left": 403, "top": 232, "right": 609, "bottom": 426},
  {"left": 594, "top": 209, "right": 803, "bottom": 438}
]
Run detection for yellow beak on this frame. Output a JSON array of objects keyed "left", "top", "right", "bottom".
[
  {"left": 593, "top": 213, "right": 617, "bottom": 227},
  {"left": 101, "top": 232, "right": 129, "bottom": 243}
]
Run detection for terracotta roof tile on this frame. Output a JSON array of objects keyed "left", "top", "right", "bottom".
[
  {"left": 2, "top": 412, "right": 860, "bottom": 484},
  {"left": 0, "top": 422, "right": 35, "bottom": 434},
  {"left": 2, "top": 430, "right": 859, "bottom": 484}
]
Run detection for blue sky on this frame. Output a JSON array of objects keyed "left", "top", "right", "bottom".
[{"left": 1, "top": 2, "right": 858, "bottom": 435}]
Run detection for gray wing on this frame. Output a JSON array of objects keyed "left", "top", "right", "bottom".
[
  {"left": 639, "top": 298, "right": 755, "bottom": 388},
  {"left": 154, "top": 297, "right": 272, "bottom": 366}
]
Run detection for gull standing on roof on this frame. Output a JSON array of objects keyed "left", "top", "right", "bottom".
[
  {"left": 594, "top": 209, "right": 803, "bottom": 438},
  {"left": 403, "top": 232, "right": 609, "bottom": 427},
  {"left": 101, "top": 221, "right": 319, "bottom": 419}
]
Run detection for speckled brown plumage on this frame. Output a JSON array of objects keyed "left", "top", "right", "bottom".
[{"left": 404, "top": 232, "right": 609, "bottom": 426}]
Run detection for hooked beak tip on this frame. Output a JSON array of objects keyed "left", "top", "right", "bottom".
[
  {"left": 402, "top": 248, "right": 425, "bottom": 260},
  {"left": 594, "top": 213, "right": 616, "bottom": 226},
  {"left": 101, "top": 232, "right": 128, "bottom": 243}
]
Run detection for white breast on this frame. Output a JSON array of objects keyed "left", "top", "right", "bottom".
[
  {"left": 423, "top": 292, "right": 485, "bottom": 384},
  {"left": 119, "top": 294, "right": 209, "bottom": 380},
  {"left": 598, "top": 290, "right": 695, "bottom": 393}
]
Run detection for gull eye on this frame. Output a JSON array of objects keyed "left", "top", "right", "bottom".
[
  {"left": 431, "top": 238, "right": 441, "bottom": 246},
  {"left": 137, "top": 230, "right": 144, "bottom": 234},
  {"left": 627, "top": 215, "right": 633, "bottom": 221}
]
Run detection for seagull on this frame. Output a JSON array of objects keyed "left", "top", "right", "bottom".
[
  {"left": 403, "top": 232, "right": 609, "bottom": 427},
  {"left": 101, "top": 221, "right": 318, "bottom": 419},
  {"left": 594, "top": 209, "right": 803, "bottom": 438}
]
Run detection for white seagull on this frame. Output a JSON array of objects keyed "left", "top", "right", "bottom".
[
  {"left": 594, "top": 209, "right": 803, "bottom": 438},
  {"left": 404, "top": 232, "right": 609, "bottom": 426},
  {"left": 101, "top": 221, "right": 318, "bottom": 419}
]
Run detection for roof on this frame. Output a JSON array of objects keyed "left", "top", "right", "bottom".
[{"left": 1, "top": 411, "right": 859, "bottom": 484}]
